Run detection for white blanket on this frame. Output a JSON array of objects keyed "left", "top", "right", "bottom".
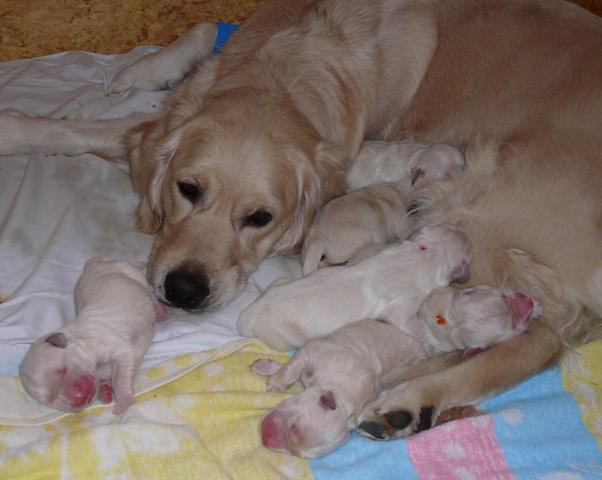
[{"left": 0, "top": 47, "right": 302, "bottom": 376}]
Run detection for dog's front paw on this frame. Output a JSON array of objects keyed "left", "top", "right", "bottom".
[
  {"left": 356, "top": 380, "right": 439, "bottom": 440},
  {"left": 109, "top": 53, "right": 178, "bottom": 94},
  {"left": 357, "top": 406, "right": 436, "bottom": 440}
]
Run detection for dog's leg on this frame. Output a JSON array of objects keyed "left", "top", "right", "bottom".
[
  {"left": 110, "top": 23, "right": 218, "bottom": 94},
  {"left": 0, "top": 110, "right": 160, "bottom": 158},
  {"left": 379, "top": 350, "right": 463, "bottom": 390},
  {"left": 356, "top": 320, "right": 562, "bottom": 440}
]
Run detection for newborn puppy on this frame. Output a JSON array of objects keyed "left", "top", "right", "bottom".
[
  {"left": 301, "top": 183, "right": 408, "bottom": 275},
  {"left": 417, "top": 284, "right": 543, "bottom": 356},
  {"left": 301, "top": 142, "right": 466, "bottom": 275},
  {"left": 19, "top": 258, "right": 166, "bottom": 414},
  {"left": 346, "top": 141, "right": 465, "bottom": 191},
  {"left": 250, "top": 320, "right": 428, "bottom": 458},
  {"left": 238, "top": 223, "right": 472, "bottom": 350}
]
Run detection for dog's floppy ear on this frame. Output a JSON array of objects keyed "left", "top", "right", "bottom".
[
  {"left": 126, "top": 119, "right": 184, "bottom": 234},
  {"left": 451, "top": 261, "right": 471, "bottom": 283},
  {"left": 270, "top": 141, "right": 348, "bottom": 256}
]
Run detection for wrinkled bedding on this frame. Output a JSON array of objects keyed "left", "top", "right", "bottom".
[{"left": 0, "top": 31, "right": 600, "bottom": 479}]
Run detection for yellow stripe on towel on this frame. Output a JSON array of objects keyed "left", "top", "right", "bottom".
[{"left": 562, "top": 337, "right": 602, "bottom": 452}]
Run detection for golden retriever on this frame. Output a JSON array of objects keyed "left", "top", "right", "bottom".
[{"left": 1, "top": 0, "right": 601, "bottom": 435}]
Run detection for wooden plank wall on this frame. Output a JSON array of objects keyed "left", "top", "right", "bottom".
[{"left": 0, "top": 0, "right": 601, "bottom": 62}]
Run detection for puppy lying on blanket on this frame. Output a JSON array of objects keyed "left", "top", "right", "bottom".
[
  {"left": 251, "top": 286, "right": 537, "bottom": 457},
  {"left": 19, "top": 258, "right": 166, "bottom": 414},
  {"left": 238, "top": 223, "right": 472, "bottom": 350},
  {"left": 250, "top": 320, "right": 430, "bottom": 458},
  {"left": 302, "top": 142, "right": 465, "bottom": 275},
  {"left": 301, "top": 183, "right": 407, "bottom": 275}
]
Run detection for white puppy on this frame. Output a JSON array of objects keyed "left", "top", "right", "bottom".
[
  {"left": 301, "top": 142, "right": 466, "bottom": 275},
  {"left": 417, "top": 284, "right": 543, "bottom": 356},
  {"left": 346, "top": 141, "right": 465, "bottom": 191},
  {"left": 238, "top": 223, "right": 472, "bottom": 350},
  {"left": 19, "top": 258, "right": 166, "bottom": 414},
  {"left": 301, "top": 183, "right": 407, "bottom": 275},
  {"left": 250, "top": 320, "right": 428, "bottom": 458}
]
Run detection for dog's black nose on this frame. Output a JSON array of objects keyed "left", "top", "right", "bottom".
[{"left": 164, "top": 269, "right": 210, "bottom": 311}]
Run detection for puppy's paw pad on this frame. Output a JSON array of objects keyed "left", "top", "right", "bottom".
[
  {"left": 250, "top": 358, "right": 281, "bottom": 376},
  {"left": 98, "top": 381, "right": 113, "bottom": 404}
]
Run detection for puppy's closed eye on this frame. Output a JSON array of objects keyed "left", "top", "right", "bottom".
[{"left": 177, "top": 180, "right": 203, "bottom": 204}]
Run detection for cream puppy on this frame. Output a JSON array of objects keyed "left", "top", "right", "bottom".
[
  {"left": 417, "top": 284, "right": 543, "bottom": 355},
  {"left": 346, "top": 141, "right": 466, "bottom": 191},
  {"left": 302, "top": 142, "right": 466, "bottom": 275},
  {"left": 19, "top": 258, "right": 166, "bottom": 414},
  {"left": 250, "top": 320, "right": 428, "bottom": 458},
  {"left": 301, "top": 183, "right": 408, "bottom": 275},
  {"left": 238, "top": 223, "right": 472, "bottom": 350}
]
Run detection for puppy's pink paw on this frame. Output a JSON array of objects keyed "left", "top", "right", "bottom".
[
  {"left": 250, "top": 358, "right": 282, "bottom": 376},
  {"left": 98, "top": 380, "right": 113, "bottom": 404},
  {"left": 155, "top": 303, "right": 168, "bottom": 322},
  {"left": 265, "top": 378, "right": 286, "bottom": 393}
]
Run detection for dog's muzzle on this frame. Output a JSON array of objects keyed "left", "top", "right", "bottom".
[{"left": 163, "top": 267, "right": 210, "bottom": 311}]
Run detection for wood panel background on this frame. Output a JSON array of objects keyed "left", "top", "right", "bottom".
[{"left": 0, "top": 0, "right": 601, "bottom": 62}]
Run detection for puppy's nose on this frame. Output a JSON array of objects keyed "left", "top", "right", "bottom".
[{"left": 164, "top": 269, "right": 210, "bottom": 311}]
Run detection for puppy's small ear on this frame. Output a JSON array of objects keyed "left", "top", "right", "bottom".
[
  {"left": 318, "top": 391, "right": 337, "bottom": 411},
  {"left": 45, "top": 332, "right": 67, "bottom": 348},
  {"left": 451, "top": 261, "right": 470, "bottom": 283},
  {"left": 126, "top": 119, "right": 183, "bottom": 234},
  {"left": 270, "top": 141, "right": 348, "bottom": 256}
]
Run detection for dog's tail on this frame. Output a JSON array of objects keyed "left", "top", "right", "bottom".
[{"left": 302, "top": 241, "right": 325, "bottom": 276}]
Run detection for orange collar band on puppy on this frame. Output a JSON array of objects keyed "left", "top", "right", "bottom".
[{"left": 436, "top": 315, "right": 447, "bottom": 325}]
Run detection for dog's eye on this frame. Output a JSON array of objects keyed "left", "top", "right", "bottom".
[
  {"left": 245, "top": 210, "right": 273, "bottom": 227},
  {"left": 177, "top": 180, "right": 202, "bottom": 203}
]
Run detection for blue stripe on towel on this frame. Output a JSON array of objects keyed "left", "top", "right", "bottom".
[
  {"left": 309, "top": 431, "right": 419, "bottom": 480},
  {"left": 482, "top": 366, "right": 602, "bottom": 479}
]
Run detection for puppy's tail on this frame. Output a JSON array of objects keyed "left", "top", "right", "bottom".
[{"left": 302, "top": 241, "right": 325, "bottom": 276}]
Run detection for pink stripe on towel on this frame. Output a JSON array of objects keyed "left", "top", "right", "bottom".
[{"left": 406, "top": 414, "right": 515, "bottom": 480}]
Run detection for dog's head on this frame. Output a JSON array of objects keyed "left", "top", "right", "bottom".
[
  {"left": 259, "top": 387, "right": 351, "bottom": 458},
  {"left": 19, "top": 332, "right": 99, "bottom": 412},
  {"left": 128, "top": 90, "right": 348, "bottom": 311},
  {"left": 417, "top": 284, "right": 542, "bottom": 352}
]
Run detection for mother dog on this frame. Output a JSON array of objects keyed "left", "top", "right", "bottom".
[{"left": 1, "top": 0, "right": 601, "bottom": 435}]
